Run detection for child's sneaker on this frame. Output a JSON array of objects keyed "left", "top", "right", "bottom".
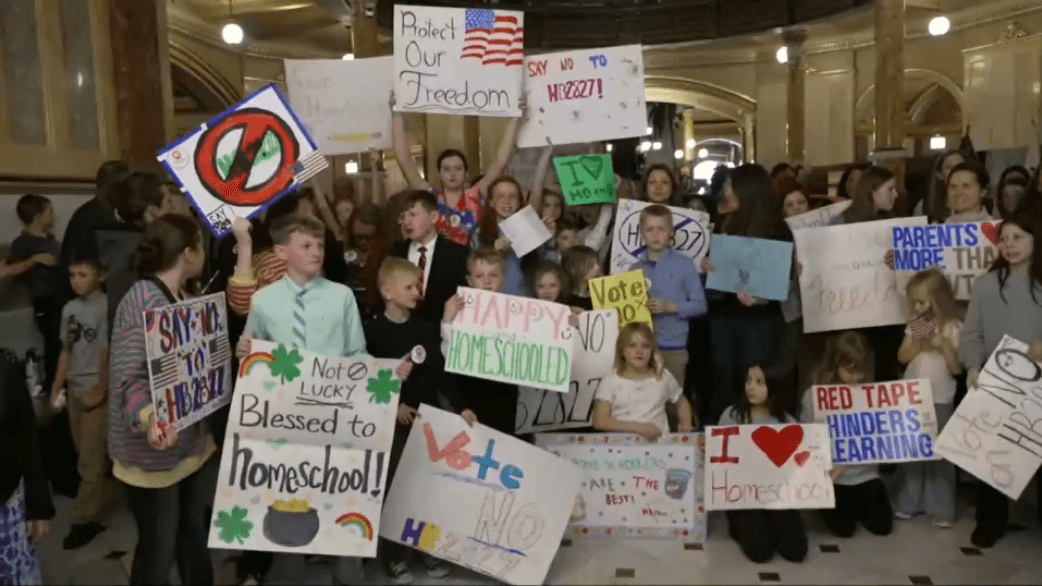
[
  {"left": 424, "top": 556, "right": 451, "bottom": 578},
  {"left": 894, "top": 511, "right": 913, "bottom": 520},
  {"left": 932, "top": 518, "right": 954, "bottom": 528},
  {"left": 387, "top": 561, "right": 414, "bottom": 584}
]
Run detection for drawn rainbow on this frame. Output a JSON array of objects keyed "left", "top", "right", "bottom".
[
  {"left": 335, "top": 512, "right": 373, "bottom": 540},
  {"left": 238, "top": 352, "right": 275, "bottom": 378}
]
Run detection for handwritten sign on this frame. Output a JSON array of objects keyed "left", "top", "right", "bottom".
[
  {"left": 536, "top": 434, "right": 706, "bottom": 543},
  {"left": 380, "top": 404, "right": 582, "bottom": 585},
  {"left": 703, "top": 423, "right": 834, "bottom": 511},
  {"left": 393, "top": 5, "right": 524, "bottom": 117},
  {"left": 610, "top": 199, "right": 710, "bottom": 275},
  {"left": 499, "top": 205, "right": 552, "bottom": 257},
  {"left": 589, "top": 270, "right": 652, "bottom": 329},
  {"left": 812, "top": 379, "right": 939, "bottom": 465},
  {"left": 516, "top": 310, "right": 618, "bottom": 434},
  {"left": 144, "top": 292, "right": 231, "bottom": 431},
  {"left": 284, "top": 57, "right": 394, "bottom": 155},
  {"left": 157, "top": 84, "right": 327, "bottom": 237},
  {"left": 784, "top": 200, "right": 852, "bottom": 232},
  {"left": 208, "top": 342, "right": 402, "bottom": 557},
  {"left": 794, "top": 217, "right": 927, "bottom": 333},
  {"left": 705, "top": 235, "right": 793, "bottom": 301},
  {"left": 552, "top": 154, "right": 616, "bottom": 205},
  {"left": 517, "top": 45, "right": 645, "bottom": 148},
  {"left": 445, "top": 288, "right": 575, "bottom": 393},
  {"left": 935, "top": 336, "right": 1042, "bottom": 499},
  {"left": 891, "top": 221, "right": 1001, "bottom": 300}
]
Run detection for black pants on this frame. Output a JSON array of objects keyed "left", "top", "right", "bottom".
[
  {"left": 35, "top": 297, "right": 80, "bottom": 497},
  {"left": 974, "top": 476, "right": 1042, "bottom": 536},
  {"left": 726, "top": 510, "right": 807, "bottom": 563},
  {"left": 685, "top": 317, "right": 711, "bottom": 427},
  {"left": 459, "top": 379, "right": 518, "bottom": 437},
  {"left": 820, "top": 478, "right": 893, "bottom": 537}
]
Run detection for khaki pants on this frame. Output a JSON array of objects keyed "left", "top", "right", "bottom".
[
  {"left": 660, "top": 350, "right": 689, "bottom": 388},
  {"left": 68, "top": 390, "right": 114, "bottom": 524}
]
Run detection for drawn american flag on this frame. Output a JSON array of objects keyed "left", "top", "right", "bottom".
[
  {"left": 460, "top": 9, "right": 523, "bottom": 67},
  {"left": 291, "top": 151, "right": 329, "bottom": 184},
  {"left": 149, "top": 354, "right": 180, "bottom": 388}
]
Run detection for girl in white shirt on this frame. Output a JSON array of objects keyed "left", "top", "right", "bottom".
[{"left": 592, "top": 322, "right": 694, "bottom": 440}]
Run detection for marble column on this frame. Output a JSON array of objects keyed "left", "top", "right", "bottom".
[
  {"left": 425, "top": 115, "right": 481, "bottom": 183},
  {"left": 682, "top": 109, "right": 696, "bottom": 163},
  {"left": 873, "top": 0, "right": 906, "bottom": 154},
  {"left": 784, "top": 29, "right": 808, "bottom": 165},
  {"left": 350, "top": 0, "right": 381, "bottom": 58}
]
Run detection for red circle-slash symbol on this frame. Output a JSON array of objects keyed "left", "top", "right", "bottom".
[{"left": 194, "top": 108, "right": 300, "bottom": 206}]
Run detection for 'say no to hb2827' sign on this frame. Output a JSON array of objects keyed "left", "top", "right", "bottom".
[{"left": 157, "top": 84, "right": 328, "bottom": 237}]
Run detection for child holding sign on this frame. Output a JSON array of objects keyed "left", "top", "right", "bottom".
[
  {"left": 591, "top": 322, "right": 694, "bottom": 440},
  {"left": 471, "top": 177, "right": 528, "bottom": 296},
  {"left": 895, "top": 269, "right": 962, "bottom": 526}
]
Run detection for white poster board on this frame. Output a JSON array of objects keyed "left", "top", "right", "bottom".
[
  {"left": 499, "top": 205, "right": 552, "bottom": 257},
  {"left": 516, "top": 310, "right": 618, "bottom": 434},
  {"left": 144, "top": 292, "right": 231, "bottom": 431},
  {"left": 703, "top": 423, "right": 834, "bottom": 511},
  {"left": 208, "top": 341, "right": 402, "bottom": 557},
  {"left": 536, "top": 433, "right": 706, "bottom": 543},
  {"left": 393, "top": 5, "right": 524, "bottom": 117},
  {"left": 517, "top": 45, "right": 646, "bottom": 148},
  {"left": 935, "top": 335, "right": 1042, "bottom": 499},
  {"left": 284, "top": 57, "right": 394, "bottom": 155},
  {"left": 445, "top": 288, "right": 575, "bottom": 393},
  {"left": 891, "top": 221, "right": 1001, "bottom": 301},
  {"left": 784, "top": 200, "right": 852, "bottom": 232},
  {"left": 380, "top": 404, "right": 582, "bottom": 585},
  {"left": 794, "top": 217, "right": 927, "bottom": 333},
  {"left": 610, "top": 199, "right": 711, "bottom": 275}
]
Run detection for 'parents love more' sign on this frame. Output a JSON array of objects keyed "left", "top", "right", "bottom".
[{"left": 890, "top": 221, "right": 1000, "bottom": 300}]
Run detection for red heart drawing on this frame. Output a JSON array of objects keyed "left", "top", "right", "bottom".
[
  {"left": 981, "top": 221, "right": 1001, "bottom": 246},
  {"left": 750, "top": 425, "right": 804, "bottom": 467},
  {"left": 794, "top": 451, "right": 810, "bottom": 467}
]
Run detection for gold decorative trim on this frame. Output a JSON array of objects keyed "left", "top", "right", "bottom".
[
  {"left": 169, "top": 41, "right": 241, "bottom": 107},
  {"left": 854, "top": 69, "right": 965, "bottom": 129},
  {"left": 645, "top": 76, "right": 755, "bottom": 122}
]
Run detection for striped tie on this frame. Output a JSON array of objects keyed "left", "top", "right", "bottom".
[{"left": 293, "top": 288, "right": 307, "bottom": 348}]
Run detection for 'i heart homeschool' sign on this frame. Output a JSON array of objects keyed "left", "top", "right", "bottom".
[{"left": 703, "top": 423, "right": 834, "bottom": 511}]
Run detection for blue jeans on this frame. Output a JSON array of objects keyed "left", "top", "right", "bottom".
[{"left": 708, "top": 311, "right": 784, "bottom": 424}]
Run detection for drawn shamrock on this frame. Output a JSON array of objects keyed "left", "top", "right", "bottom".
[
  {"left": 268, "top": 344, "right": 303, "bottom": 383},
  {"left": 366, "top": 369, "right": 401, "bottom": 404},
  {"left": 213, "top": 506, "right": 253, "bottom": 545}
]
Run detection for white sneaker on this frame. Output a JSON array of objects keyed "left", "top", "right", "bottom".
[
  {"left": 894, "top": 511, "right": 913, "bottom": 520},
  {"left": 425, "top": 557, "right": 451, "bottom": 579},
  {"left": 932, "top": 518, "right": 954, "bottom": 528},
  {"left": 387, "top": 561, "right": 414, "bottom": 584}
]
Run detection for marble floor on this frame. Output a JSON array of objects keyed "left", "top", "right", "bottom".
[{"left": 37, "top": 478, "right": 1042, "bottom": 586}]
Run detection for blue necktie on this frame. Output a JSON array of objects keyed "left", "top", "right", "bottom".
[{"left": 293, "top": 288, "right": 306, "bottom": 348}]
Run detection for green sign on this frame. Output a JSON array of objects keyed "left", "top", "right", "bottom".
[{"left": 553, "top": 154, "right": 616, "bottom": 205}]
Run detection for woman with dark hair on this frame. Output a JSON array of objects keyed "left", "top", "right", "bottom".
[
  {"left": 842, "top": 166, "right": 899, "bottom": 224},
  {"left": 61, "top": 161, "right": 130, "bottom": 268},
  {"left": 945, "top": 162, "right": 993, "bottom": 223},
  {"left": 644, "top": 163, "right": 683, "bottom": 207},
  {"left": 917, "top": 148, "right": 968, "bottom": 220},
  {"left": 836, "top": 162, "right": 870, "bottom": 201},
  {"left": 109, "top": 214, "right": 216, "bottom": 585},
  {"left": 996, "top": 165, "right": 1031, "bottom": 219}
]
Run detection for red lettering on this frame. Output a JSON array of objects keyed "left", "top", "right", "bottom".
[
  {"left": 862, "top": 384, "right": 876, "bottom": 408},
  {"left": 890, "top": 382, "right": 906, "bottom": 404},
  {"left": 546, "top": 83, "right": 559, "bottom": 103},
  {"left": 815, "top": 386, "right": 830, "bottom": 410},
  {"left": 876, "top": 384, "right": 894, "bottom": 407},
  {"left": 838, "top": 386, "right": 852, "bottom": 409},
  {"left": 710, "top": 426, "right": 740, "bottom": 464},
  {"left": 907, "top": 380, "right": 921, "bottom": 405},
  {"left": 423, "top": 423, "right": 472, "bottom": 470}
]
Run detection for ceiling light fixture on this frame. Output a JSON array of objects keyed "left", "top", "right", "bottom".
[
  {"left": 674, "top": 149, "right": 684, "bottom": 160},
  {"left": 606, "top": 144, "right": 613, "bottom": 152},
  {"left": 342, "top": 53, "right": 355, "bottom": 60},
  {"left": 652, "top": 141, "right": 663, "bottom": 151},
  {"left": 698, "top": 148, "right": 709, "bottom": 158},
  {"left": 222, "top": 1, "right": 243, "bottom": 45},
  {"left": 776, "top": 46, "right": 789, "bottom": 64},
  {"left": 930, "top": 136, "right": 947, "bottom": 150},
  {"left": 345, "top": 161, "right": 359, "bottom": 174},
  {"left": 685, "top": 139, "right": 696, "bottom": 149},
  {"left": 645, "top": 126, "right": 653, "bottom": 135},
  {"left": 639, "top": 141, "right": 651, "bottom": 152},
  {"left": 928, "top": 16, "right": 950, "bottom": 36}
]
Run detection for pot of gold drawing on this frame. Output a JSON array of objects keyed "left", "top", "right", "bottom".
[
  {"left": 263, "top": 498, "right": 320, "bottom": 547},
  {"left": 665, "top": 469, "right": 692, "bottom": 500}
]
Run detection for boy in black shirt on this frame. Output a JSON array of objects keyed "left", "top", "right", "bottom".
[{"left": 364, "top": 257, "right": 476, "bottom": 584}]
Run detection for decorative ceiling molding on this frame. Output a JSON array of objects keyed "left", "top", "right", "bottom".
[
  {"left": 168, "top": 5, "right": 340, "bottom": 60},
  {"left": 645, "top": 76, "right": 755, "bottom": 122},
  {"left": 854, "top": 69, "right": 965, "bottom": 128},
  {"left": 169, "top": 41, "right": 241, "bottom": 107},
  {"left": 908, "top": 83, "right": 945, "bottom": 126}
]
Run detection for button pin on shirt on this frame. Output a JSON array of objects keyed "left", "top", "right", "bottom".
[{"left": 411, "top": 345, "right": 427, "bottom": 364}]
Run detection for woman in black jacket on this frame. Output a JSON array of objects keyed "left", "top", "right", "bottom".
[{"left": 0, "top": 348, "right": 55, "bottom": 584}]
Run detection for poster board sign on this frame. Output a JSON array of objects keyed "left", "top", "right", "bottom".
[
  {"left": 208, "top": 341, "right": 403, "bottom": 557},
  {"left": 499, "top": 205, "right": 552, "bottom": 257},
  {"left": 393, "top": 5, "right": 524, "bottom": 117},
  {"left": 535, "top": 433, "right": 706, "bottom": 543},
  {"left": 144, "top": 292, "right": 231, "bottom": 431},
  {"left": 444, "top": 288, "right": 575, "bottom": 393},
  {"left": 704, "top": 235, "right": 793, "bottom": 301},
  {"left": 589, "top": 270, "right": 652, "bottom": 329},
  {"left": 812, "top": 379, "right": 939, "bottom": 465},
  {"left": 380, "top": 404, "right": 583, "bottom": 585},
  {"left": 935, "top": 335, "right": 1042, "bottom": 499},
  {"left": 284, "top": 57, "right": 394, "bottom": 155},
  {"left": 553, "top": 154, "right": 616, "bottom": 205},
  {"left": 610, "top": 199, "right": 710, "bottom": 275},
  {"left": 516, "top": 310, "right": 618, "bottom": 434},
  {"left": 890, "top": 221, "right": 1000, "bottom": 301},
  {"left": 517, "top": 45, "right": 646, "bottom": 148},
  {"left": 784, "top": 200, "right": 852, "bottom": 232},
  {"left": 157, "top": 84, "right": 328, "bottom": 238},
  {"left": 703, "top": 423, "right": 834, "bottom": 511},
  {"left": 794, "top": 217, "right": 927, "bottom": 333}
]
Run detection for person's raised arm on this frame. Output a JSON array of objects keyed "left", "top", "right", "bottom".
[
  {"left": 528, "top": 141, "right": 554, "bottom": 209},
  {"left": 391, "top": 94, "right": 431, "bottom": 191},
  {"left": 474, "top": 112, "right": 523, "bottom": 195}
]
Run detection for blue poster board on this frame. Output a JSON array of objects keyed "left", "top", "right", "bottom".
[{"left": 705, "top": 235, "right": 793, "bottom": 301}]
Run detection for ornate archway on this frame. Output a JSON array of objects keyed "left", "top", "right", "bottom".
[
  {"left": 854, "top": 68, "right": 965, "bottom": 132},
  {"left": 169, "top": 41, "right": 240, "bottom": 110}
]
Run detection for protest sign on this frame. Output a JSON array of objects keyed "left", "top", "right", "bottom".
[
  {"left": 784, "top": 200, "right": 852, "bottom": 232},
  {"left": 589, "top": 270, "right": 652, "bottom": 329},
  {"left": 705, "top": 235, "right": 794, "bottom": 301},
  {"left": 536, "top": 433, "right": 706, "bottom": 543},
  {"left": 144, "top": 292, "right": 231, "bottom": 431},
  {"left": 812, "top": 379, "right": 939, "bottom": 465},
  {"left": 444, "top": 288, "right": 575, "bottom": 393},
  {"left": 516, "top": 310, "right": 618, "bottom": 434},
  {"left": 208, "top": 341, "right": 402, "bottom": 557},
  {"left": 517, "top": 45, "right": 646, "bottom": 148},
  {"left": 393, "top": 5, "right": 524, "bottom": 117},
  {"left": 499, "top": 205, "right": 552, "bottom": 257},
  {"left": 703, "top": 423, "right": 834, "bottom": 511},
  {"left": 610, "top": 199, "right": 710, "bottom": 275},
  {"left": 157, "top": 84, "right": 327, "bottom": 238},
  {"left": 890, "top": 221, "right": 1000, "bottom": 300},
  {"left": 935, "top": 335, "right": 1042, "bottom": 499},
  {"left": 380, "top": 404, "right": 582, "bottom": 585},
  {"left": 284, "top": 57, "right": 393, "bottom": 155},
  {"left": 794, "top": 217, "right": 927, "bottom": 333},
  {"left": 553, "top": 154, "right": 616, "bottom": 205}
]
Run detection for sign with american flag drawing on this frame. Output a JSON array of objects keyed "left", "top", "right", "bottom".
[
  {"left": 393, "top": 4, "right": 524, "bottom": 117},
  {"left": 144, "top": 292, "right": 232, "bottom": 431}
]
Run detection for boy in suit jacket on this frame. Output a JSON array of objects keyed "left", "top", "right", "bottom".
[{"left": 390, "top": 190, "right": 469, "bottom": 324}]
